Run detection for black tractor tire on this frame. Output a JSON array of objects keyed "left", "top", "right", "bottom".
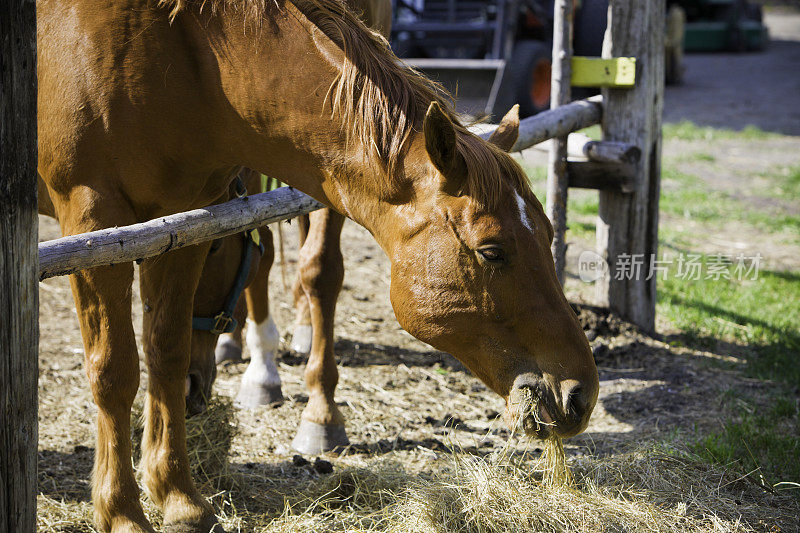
[
  {"left": 508, "top": 40, "right": 553, "bottom": 118},
  {"left": 574, "top": 0, "right": 609, "bottom": 57}
]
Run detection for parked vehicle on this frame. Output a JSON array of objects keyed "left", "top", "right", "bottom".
[{"left": 390, "top": 0, "right": 765, "bottom": 119}]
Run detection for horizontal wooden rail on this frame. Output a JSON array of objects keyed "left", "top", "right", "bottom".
[
  {"left": 39, "top": 187, "right": 323, "bottom": 280},
  {"left": 478, "top": 96, "right": 603, "bottom": 152},
  {"left": 582, "top": 140, "right": 641, "bottom": 165},
  {"left": 567, "top": 161, "right": 636, "bottom": 192}
]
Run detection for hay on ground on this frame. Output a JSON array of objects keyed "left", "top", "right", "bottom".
[{"left": 131, "top": 393, "right": 237, "bottom": 492}]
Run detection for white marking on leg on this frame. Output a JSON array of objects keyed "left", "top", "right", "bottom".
[
  {"left": 242, "top": 316, "right": 282, "bottom": 388},
  {"left": 217, "top": 333, "right": 240, "bottom": 350},
  {"left": 290, "top": 324, "right": 313, "bottom": 354},
  {"left": 515, "top": 191, "right": 533, "bottom": 232},
  {"left": 215, "top": 332, "right": 243, "bottom": 364}
]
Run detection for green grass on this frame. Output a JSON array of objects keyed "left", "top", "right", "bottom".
[
  {"left": 766, "top": 164, "right": 800, "bottom": 200},
  {"left": 659, "top": 260, "right": 800, "bottom": 385},
  {"left": 578, "top": 124, "right": 602, "bottom": 140},
  {"left": 690, "top": 152, "right": 716, "bottom": 163},
  {"left": 660, "top": 255, "right": 800, "bottom": 493},
  {"left": 660, "top": 167, "right": 800, "bottom": 240},
  {"left": 663, "top": 121, "right": 776, "bottom": 141},
  {"left": 675, "top": 152, "right": 717, "bottom": 163},
  {"left": 691, "top": 396, "right": 800, "bottom": 492},
  {"left": 660, "top": 169, "right": 729, "bottom": 223},
  {"left": 567, "top": 220, "right": 596, "bottom": 240}
]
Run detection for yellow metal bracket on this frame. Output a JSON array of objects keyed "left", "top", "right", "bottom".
[
  {"left": 571, "top": 57, "right": 636, "bottom": 88},
  {"left": 248, "top": 228, "right": 261, "bottom": 248}
]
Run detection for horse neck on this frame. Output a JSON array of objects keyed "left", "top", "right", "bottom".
[{"left": 204, "top": 5, "right": 428, "bottom": 256}]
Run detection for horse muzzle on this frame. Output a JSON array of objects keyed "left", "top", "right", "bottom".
[{"left": 505, "top": 373, "right": 595, "bottom": 439}]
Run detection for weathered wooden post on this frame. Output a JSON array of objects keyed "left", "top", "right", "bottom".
[
  {"left": 596, "top": 0, "right": 665, "bottom": 332},
  {"left": 546, "top": 0, "right": 574, "bottom": 285},
  {"left": 0, "top": 0, "right": 39, "bottom": 530}
]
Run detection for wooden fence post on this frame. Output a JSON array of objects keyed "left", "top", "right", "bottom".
[
  {"left": 0, "top": 0, "right": 39, "bottom": 530},
  {"left": 595, "top": 0, "right": 665, "bottom": 332},
  {"left": 546, "top": 0, "right": 574, "bottom": 285}
]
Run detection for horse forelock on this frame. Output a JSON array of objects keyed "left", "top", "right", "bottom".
[
  {"left": 159, "top": 0, "right": 539, "bottom": 213},
  {"left": 455, "top": 133, "right": 543, "bottom": 218}
]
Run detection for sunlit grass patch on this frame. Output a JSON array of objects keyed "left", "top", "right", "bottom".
[
  {"left": 659, "top": 168, "right": 731, "bottom": 223},
  {"left": 579, "top": 124, "right": 602, "bottom": 140},
  {"left": 663, "top": 121, "right": 776, "bottom": 141},
  {"left": 567, "top": 220, "right": 596, "bottom": 241},
  {"left": 659, "top": 258, "right": 800, "bottom": 384},
  {"left": 692, "top": 396, "right": 800, "bottom": 494},
  {"left": 764, "top": 163, "right": 800, "bottom": 200},
  {"left": 660, "top": 167, "right": 800, "bottom": 240}
]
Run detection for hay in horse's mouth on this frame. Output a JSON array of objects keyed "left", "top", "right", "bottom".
[
  {"left": 507, "top": 386, "right": 574, "bottom": 486},
  {"left": 507, "top": 386, "right": 555, "bottom": 439}
]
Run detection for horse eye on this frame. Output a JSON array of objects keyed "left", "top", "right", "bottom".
[{"left": 478, "top": 246, "right": 506, "bottom": 263}]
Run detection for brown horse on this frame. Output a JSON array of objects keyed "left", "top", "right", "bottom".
[
  {"left": 38, "top": 1, "right": 598, "bottom": 531},
  {"left": 210, "top": 0, "right": 392, "bottom": 417}
]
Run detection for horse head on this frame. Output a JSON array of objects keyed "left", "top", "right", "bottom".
[{"left": 387, "top": 105, "right": 599, "bottom": 439}]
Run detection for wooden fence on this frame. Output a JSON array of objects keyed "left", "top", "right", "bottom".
[{"left": 1, "top": 0, "right": 38, "bottom": 531}]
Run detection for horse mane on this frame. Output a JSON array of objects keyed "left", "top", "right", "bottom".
[{"left": 158, "top": 0, "right": 540, "bottom": 212}]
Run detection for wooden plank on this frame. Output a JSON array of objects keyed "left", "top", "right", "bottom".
[
  {"left": 39, "top": 188, "right": 324, "bottom": 279},
  {"left": 582, "top": 140, "right": 641, "bottom": 165},
  {"left": 571, "top": 56, "right": 637, "bottom": 88},
  {"left": 567, "top": 161, "right": 635, "bottom": 192},
  {"left": 0, "top": 0, "right": 39, "bottom": 530},
  {"left": 546, "top": 0, "right": 575, "bottom": 285},
  {"left": 477, "top": 95, "right": 603, "bottom": 151},
  {"left": 595, "top": 0, "right": 665, "bottom": 333}
]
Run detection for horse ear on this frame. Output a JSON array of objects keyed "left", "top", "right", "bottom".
[
  {"left": 424, "top": 102, "right": 465, "bottom": 195},
  {"left": 487, "top": 104, "right": 520, "bottom": 152},
  {"left": 424, "top": 101, "right": 458, "bottom": 175}
]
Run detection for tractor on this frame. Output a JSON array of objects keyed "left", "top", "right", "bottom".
[{"left": 390, "top": 0, "right": 767, "bottom": 119}]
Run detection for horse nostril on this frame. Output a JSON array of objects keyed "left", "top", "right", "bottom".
[{"left": 561, "top": 381, "right": 586, "bottom": 421}]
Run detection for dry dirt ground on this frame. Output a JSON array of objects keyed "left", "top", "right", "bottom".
[{"left": 35, "top": 9, "right": 800, "bottom": 533}]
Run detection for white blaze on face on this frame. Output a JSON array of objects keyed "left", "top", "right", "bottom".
[
  {"left": 241, "top": 316, "right": 282, "bottom": 388},
  {"left": 515, "top": 191, "right": 533, "bottom": 232}
]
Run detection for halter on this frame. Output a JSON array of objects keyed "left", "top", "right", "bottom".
[{"left": 192, "top": 177, "right": 265, "bottom": 335}]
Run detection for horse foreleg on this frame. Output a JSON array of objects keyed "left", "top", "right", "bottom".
[
  {"left": 290, "top": 214, "right": 313, "bottom": 353},
  {"left": 237, "top": 225, "right": 284, "bottom": 407},
  {"left": 138, "top": 244, "right": 218, "bottom": 533},
  {"left": 69, "top": 260, "right": 153, "bottom": 533},
  {"left": 291, "top": 209, "right": 348, "bottom": 454}
]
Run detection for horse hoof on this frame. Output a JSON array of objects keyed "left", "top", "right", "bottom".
[
  {"left": 236, "top": 382, "right": 283, "bottom": 408},
  {"left": 291, "top": 419, "right": 349, "bottom": 454},
  {"left": 290, "top": 324, "right": 312, "bottom": 354},
  {"left": 215, "top": 336, "right": 242, "bottom": 365},
  {"left": 162, "top": 515, "right": 223, "bottom": 533}
]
